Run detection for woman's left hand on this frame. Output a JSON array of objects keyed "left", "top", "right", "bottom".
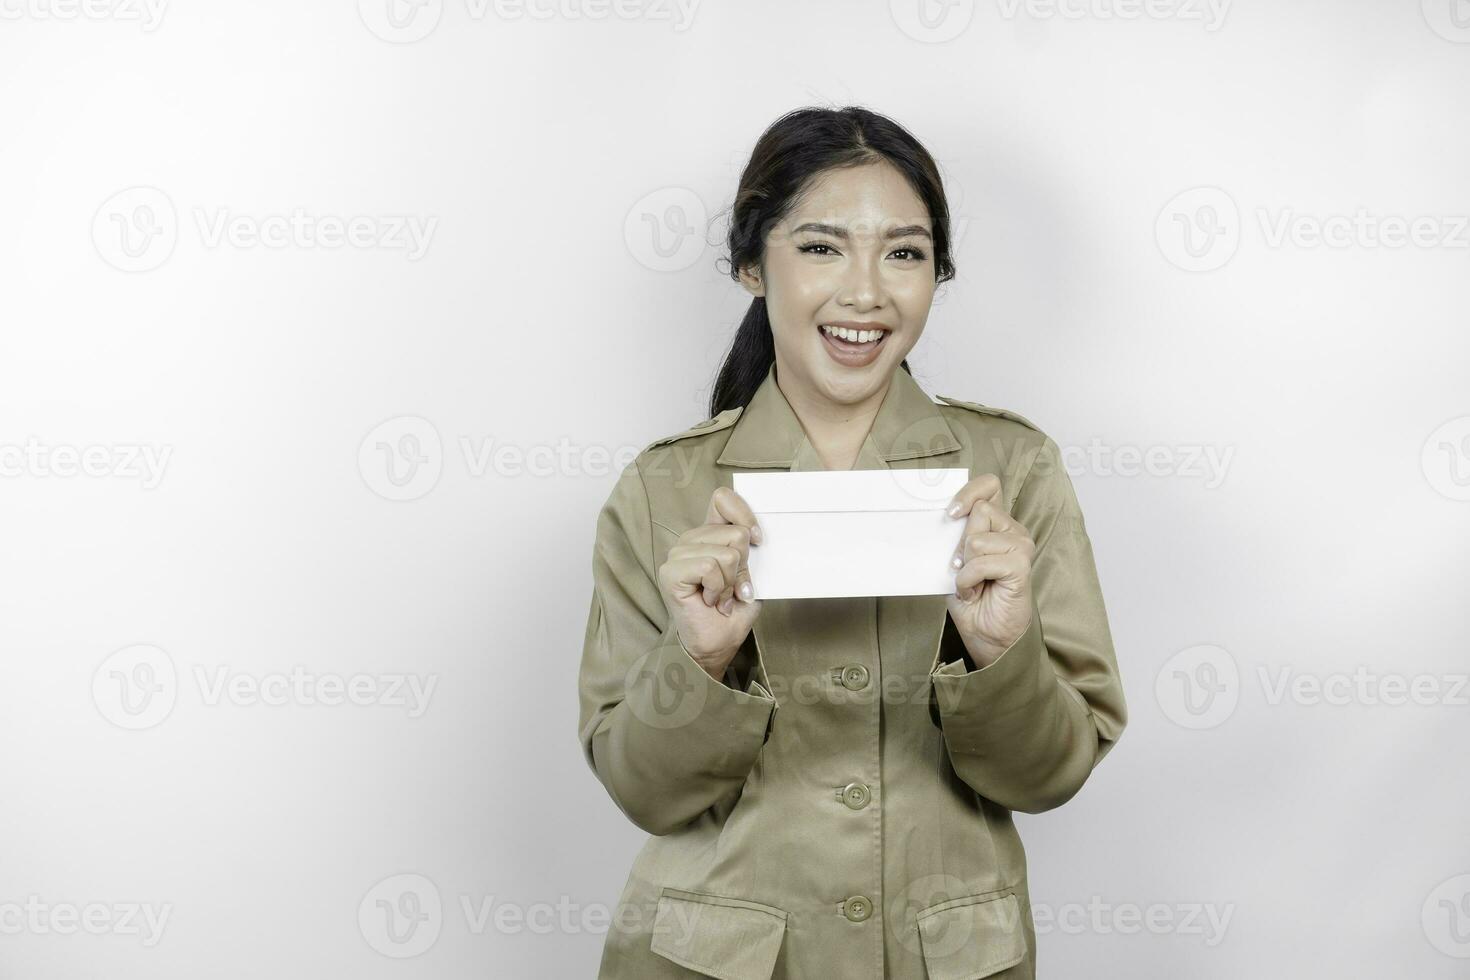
[{"left": 944, "top": 473, "right": 1035, "bottom": 669}]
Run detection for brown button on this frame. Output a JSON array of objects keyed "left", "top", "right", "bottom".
[
  {"left": 842, "top": 895, "right": 872, "bottom": 922},
  {"left": 839, "top": 664, "right": 870, "bottom": 691},
  {"left": 840, "top": 782, "right": 871, "bottom": 810}
]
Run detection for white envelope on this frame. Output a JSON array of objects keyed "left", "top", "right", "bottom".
[{"left": 732, "top": 468, "right": 970, "bottom": 599}]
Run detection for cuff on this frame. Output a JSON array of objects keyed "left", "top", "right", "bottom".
[
  {"left": 929, "top": 602, "right": 1048, "bottom": 733},
  {"left": 620, "top": 620, "right": 777, "bottom": 751}
]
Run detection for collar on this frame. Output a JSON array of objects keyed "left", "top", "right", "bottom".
[{"left": 715, "top": 362, "right": 962, "bottom": 472}]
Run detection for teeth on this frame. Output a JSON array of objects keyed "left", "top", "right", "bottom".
[{"left": 822, "top": 325, "right": 884, "bottom": 344}]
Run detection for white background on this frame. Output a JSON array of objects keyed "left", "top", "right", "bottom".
[{"left": 2, "top": 0, "right": 1468, "bottom": 976}]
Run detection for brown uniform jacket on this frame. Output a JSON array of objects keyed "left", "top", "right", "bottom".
[{"left": 577, "top": 362, "right": 1127, "bottom": 979}]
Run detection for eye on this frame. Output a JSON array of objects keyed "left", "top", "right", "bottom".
[{"left": 799, "top": 241, "right": 928, "bottom": 261}]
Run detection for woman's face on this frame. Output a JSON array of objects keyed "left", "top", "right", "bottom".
[{"left": 740, "top": 159, "right": 937, "bottom": 410}]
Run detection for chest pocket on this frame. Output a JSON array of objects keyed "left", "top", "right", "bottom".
[{"left": 649, "top": 886, "right": 788, "bottom": 980}]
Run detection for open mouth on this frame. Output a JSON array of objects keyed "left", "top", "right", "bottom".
[{"left": 818, "top": 323, "right": 890, "bottom": 366}]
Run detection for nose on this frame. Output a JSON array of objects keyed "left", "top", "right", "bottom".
[{"left": 837, "top": 251, "right": 887, "bottom": 311}]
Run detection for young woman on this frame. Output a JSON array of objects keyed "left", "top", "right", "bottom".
[{"left": 577, "top": 106, "right": 1127, "bottom": 979}]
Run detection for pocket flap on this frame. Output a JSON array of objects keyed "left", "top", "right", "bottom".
[
  {"left": 916, "top": 890, "right": 1028, "bottom": 980},
  {"left": 649, "top": 886, "right": 788, "bottom": 980}
]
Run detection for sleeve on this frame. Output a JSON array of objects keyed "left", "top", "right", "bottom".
[
  {"left": 576, "top": 457, "right": 778, "bottom": 836},
  {"left": 928, "top": 435, "right": 1128, "bottom": 814}
]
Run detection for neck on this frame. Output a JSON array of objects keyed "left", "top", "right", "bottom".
[{"left": 774, "top": 360, "right": 890, "bottom": 471}]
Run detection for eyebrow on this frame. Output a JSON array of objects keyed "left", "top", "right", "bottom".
[{"left": 791, "top": 222, "right": 933, "bottom": 241}]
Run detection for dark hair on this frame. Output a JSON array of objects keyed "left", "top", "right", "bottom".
[{"left": 708, "top": 105, "right": 957, "bottom": 417}]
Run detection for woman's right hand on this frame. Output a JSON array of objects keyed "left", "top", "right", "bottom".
[{"left": 657, "top": 487, "right": 764, "bottom": 682}]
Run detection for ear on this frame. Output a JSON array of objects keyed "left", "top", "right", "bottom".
[{"left": 737, "top": 263, "right": 765, "bottom": 299}]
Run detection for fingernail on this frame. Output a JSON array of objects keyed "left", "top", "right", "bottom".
[
  {"left": 751, "top": 524, "right": 763, "bottom": 544},
  {"left": 946, "top": 501, "right": 962, "bottom": 518},
  {"left": 739, "top": 581, "right": 753, "bottom": 601},
  {"left": 720, "top": 596, "right": 734, "bottom": 614},
  {"left": 951, "top": 554, "right": 962, "bottom": 569}
]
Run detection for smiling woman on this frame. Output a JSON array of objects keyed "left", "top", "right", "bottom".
[{"left": 577, "top": 106, "right": 1127, "bottom": 980}]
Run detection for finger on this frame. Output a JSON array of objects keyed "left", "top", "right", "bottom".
[
  {"left": 957, "top": 498, "right": 1024, "bottom": 545},
  {"left": 954, "top": 553, "right": 1030, "bottom": 593},
  {"left": 946, "top": 473, "right": 1004, "bottom": 520},
  {"left": 953, "top": 529, "right": 1034, "bottom": 568},
  {"left": 734, "top": 566, "right": 755, "bottom": 603},
  {"left": 662, "top": 554, "right": 733, "bottom": 606},
  {"left": 669, "top": 540, "right": 743, "bottom": 576},
  {"left": 706, "top": 487, "right": 763, "bottom": 545},
  {"left": 681, "top": 522, "right": 754, "bottom": 558}
]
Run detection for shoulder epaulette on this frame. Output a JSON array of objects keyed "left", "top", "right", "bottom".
[
  {"left": 935, "top": 395, "right": 1043, "bottom": 433},
  {"left": 643, "top": 406, "right": 744, "bottom": 452}
]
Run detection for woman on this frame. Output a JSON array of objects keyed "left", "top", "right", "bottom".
[{"left": 577, "top": 106, "right": 1127, "bottom": 979}]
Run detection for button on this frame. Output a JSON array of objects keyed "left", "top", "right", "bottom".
[
  {"left": 838, "top": 664, "right": 870, "bottom": 691},
  {"left": 842, "top": 895, "right": 872, "bottom": 922},
  {"left": 839, "top": 782, "right": 871, "bottom": 810}
]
